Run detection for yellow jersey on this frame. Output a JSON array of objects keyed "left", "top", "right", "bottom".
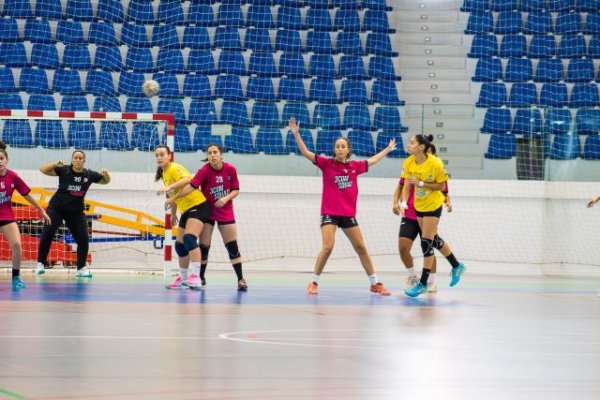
[
  {"left": 162, "top": 162, "right": 206, "bottom": 214},
  {"left": 401, "top": 155, "right": 448, "bottom": 212}
]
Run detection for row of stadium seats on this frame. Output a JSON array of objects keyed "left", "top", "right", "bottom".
[
  {"left": 481, "top": 107, "right": 600, "bottom": 135},
  {"left": 472, "top": 57, "right": 600, "bottom": 82},
  {"left": 461, "top": 0, "right": 598, "bottom": 12},
  {"left": 485, "top": 131, "right": 600, "bottom": 159},
  {"left": 468, "top": 34, "right": 600, "bottom": 58},
  {"left": 477, "top": 81, "right": 600, "bottom": 107},
  {"left": 465, "top": 11, "right": 600, "bottom": 34}
]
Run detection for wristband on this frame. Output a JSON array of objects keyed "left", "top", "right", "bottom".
[
  {"left": 418, "top": 181, "right": 424, "bottom": 187},
  {"left": 400, "top": 201, "right": 408, "bottom": 210}
]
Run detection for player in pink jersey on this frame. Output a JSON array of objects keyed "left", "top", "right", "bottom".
[
  {"left": 0, "top": 141, "right": 51, "bottom": 290},
  {"left": 289, "top": 118, "right": 396, "bottom": 296}
]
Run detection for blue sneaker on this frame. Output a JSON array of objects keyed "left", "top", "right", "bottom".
[
  {"left": 12, "top": 276, "right": 27, "bottom": 290},
  {"left": 405, "top": 282, "right": 427, "bottom": 298},
  {"left": 450, "top": 263, "right": 466, "bottom": 287}
]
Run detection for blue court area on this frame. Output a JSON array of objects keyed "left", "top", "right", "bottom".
[{"left": 1, "top": 271, "right": 599, "bottom": 400}]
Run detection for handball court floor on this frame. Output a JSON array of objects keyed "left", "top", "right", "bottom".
[{"left": 0, "top": 268, "right": 599, "bottom": 400}]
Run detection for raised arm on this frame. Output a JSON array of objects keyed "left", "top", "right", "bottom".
[
  {"left": 289, "top": 118, "right": 315, "bottom": 163},
  {"left": 39, "top": 160, "right": 65, "bottom": 176},
  {"left": 367, "top": 139, "right": 396, "bottom": 167},
  {"left": 98, "top": 168, "right": 111, "bottom": 185}
]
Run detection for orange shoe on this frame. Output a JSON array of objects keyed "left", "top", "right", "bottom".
[
  {"left": 370, "top": 282, "right": 390, "bottom": 296},
  {"left": 307, "top": 281, "right": 318, "bottom": 295}
]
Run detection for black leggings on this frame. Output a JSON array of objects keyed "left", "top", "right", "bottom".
[{"left": 37, "top": 208, "right": 89, "bottom": 269}]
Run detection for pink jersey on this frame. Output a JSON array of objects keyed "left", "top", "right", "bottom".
[
  {"left": 315, "top": 155, "right": 368, "bottom": 217},
  {"left": 399, "top": 178, "right": 449, "bottom": 221},
  {"left": 190, "top": 162, "right": 239, "bottom": 222},
  {"left": 0, "top": 169, "right": 31, "bottom": 222}
]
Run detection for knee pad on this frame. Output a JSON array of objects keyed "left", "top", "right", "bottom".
[
  {"left": 174, "top": 241, "right": 189, "bottom": 258},
  {"left": 433, "top": 235, "right": 445, "bottom": 250},
  {"left": 420, "top": 238, "right": 435, "bottom": 257},
  {"left": 200, "top": 244, "right": 210, "bottom": 262},
  {"left": 225, "top": 240, "right": 241, "bottom": 260},
  {"left": 183, "top": 233, "right": 199, "bottom": 252}
]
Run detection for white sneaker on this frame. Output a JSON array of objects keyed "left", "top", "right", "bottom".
[
  {"left": 427, "top": 282, "right": 438, "bottom": 293},
  {"left": 34, "top": 262, "right": 45, "bottom": 275},
  {"left": 75, "top": 268, "right": 92, "bottom": 278},
  {"left": 405, "top": 275, "right": 419, "bottom": 289}
]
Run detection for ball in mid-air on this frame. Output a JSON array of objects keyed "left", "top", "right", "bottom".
[{"left": 142, "top": 79, "right": 160, "bottom": 97}]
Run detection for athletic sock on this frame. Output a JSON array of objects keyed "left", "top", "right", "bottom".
[
  {"left": 368, "top": 274, "right": 379, "bottom": 285},
  {"left": 446, "top": 253, "right": 460, "bottom": 268},
  {"left": 232, "top": 263, "right": 243, "bottom": 280},
  {"left": 419, "top": 269, "right": 431, "bottom": 286}
]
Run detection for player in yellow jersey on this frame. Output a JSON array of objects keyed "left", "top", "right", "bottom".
[
  {"left": 399, "top": 134, "right": 465, "bottom": 297},
  {"left": 155, "top": 145, "right": 209, "bottom": 289}
]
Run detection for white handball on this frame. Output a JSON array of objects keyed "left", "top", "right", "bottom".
[{"left": 142, "top": 79, "right": 160, "bottom": 97}]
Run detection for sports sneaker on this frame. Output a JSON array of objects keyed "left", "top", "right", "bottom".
[
  {"left": 427, "top": 282, "right": 438, "bottom": 293},
  {"left": 307, "top": 281, "right": 318, "bottom": 295},
  {"left": 450, "top": 263, "right": 466, "bottom": 287},
  {"left": 12, "top": 276, "right": 27, "bottom": 290},
  {"left": 166, "top": 275, "right": 184, "bottom": 289},
  {"left": 237, "top": 278, "right": 248, "bottom": 291},
  {"left": 75, "top": 268, "right": 92, "bottom": 278},
  {"left": 370, "top": 282, "right": 391, "bottom": 296},
  {"left": 34, "top": 262, "right": 45, "bottom": 275},
  {"left": 405, "top": 282, "right": 427, "bottom": 298},
  {"left": 183, "top": 273, "right": 202, "bottom": 289},
  {"left": 405, "top": 275, "right": 418, "bottom": 289}
]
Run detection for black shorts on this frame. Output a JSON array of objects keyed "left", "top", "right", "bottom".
[
  {"left": 320, "top": 215, "right": 358, "bottom": 229},
  {"left": 205, "top": 219, "right": 236, "bottom": 226},
  {"left": 179, "top": 202, "right": 211, "bottom": 228},
  {"left": 0, "top": 220, "right": 16, "bottom": 228},
  {"left": 415, "top": 205, "right": 443, "bottom": 218},
  {"left": 399, "top": 217, "right": 421, "bottom": 241}
]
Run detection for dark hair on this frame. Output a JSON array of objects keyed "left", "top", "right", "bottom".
[
  {"left": 201, "top": 143, "right": 223, "bottom": 162},
  {"left": 429, "top": 143, "right": 437, "bottom": 156},
  {"left": 72, "top": 149, "right": 86, "bottom": 159},
  {"left": 154, "top": 145, "right": 172, "bottom": 182},
  {"left": 0, "top": 140, "right": 7, "bottom": 159},
  {"left": 414, "top": 134, "right": 434, "bottom": 154},
  {"left": 333, "top": 137, "right": 352, "bottom": 160}
]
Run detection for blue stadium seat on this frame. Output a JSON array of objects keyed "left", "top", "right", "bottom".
[
  {"left": 557, "top": 35, "right": 586, "bottom": 58},
  {"left": 93, "top": 97, "right": 121, "bottom": 112},
  {"left": 127, "top": 0, "right": 156, "bottom": 23},
  {"left": 555, "top": 12, "right": 582, "bottom": 34},
  {"left": 277, "top": 7, "right": 304, "bottom": 30},
  {"left": 476, "top": 82, "right": 507, "bottom": 107},
  {"left": 494, "top": 11, "right": 523, "bottom": 34},
  {"left": 461, "top": 0, "right": 490, "bottom": 11},
  {"left": 282, "top": 102, "right": 312, "bottom": 128},
  {"left": 472, "top": 58, "right": 502, "bottom": 82},
  {"left": 286, "top": 128, "right": 315, "bottom": 154},
  {"left": 24, "top": 20, "right": 53, "bottom": 44},
  {"left": 30, "top": 44, "right": 59, "bottom": 69},
  {"left": 215, "top": 75, "right": 246, "bottom": 101},
  {"left": 256, "top": 128, "right": 287, "bottom": 154},
  {"left": 376, "top": 131, "right": 408, "bottom": 157},
  {"left": 248, "top": 52, "right": 277, "bottom": 77},
  {"left": 53, "top": 69, "right": 83, "bottom": 95},
  {"left": 566, "top": 58, "right": 594, "bottom": 82},
  {"left": 0, "top": 44, "right": 28, "bottom": 67},
  {"left": 94, "top": 46, "right": 123, "bottom": 71},
  {"left": 348, "top": 130, "right": 376, "bottom": 156},
  {"left": 214, "top": 27, "right": 243, "bottom": 51},
  {"left": 157, "top": 49, "right": 185, "bottom": 73},
  {"left": 528, "top": 35, "right": 556, "bottom": 58},
  {"left": 339, "top": 55, "right": 369, "bottom": 80},
  {"left": 187, "top": 4, "right": 217, "bottom": 26},
  {"left": 315, "top": 130, "right": 342, "bottom": 154},
  {"left": 372, "top": 80, "right": 404, "bottom": 105},
  {"left": 498, "top": 34, "right": 526, "bottom": 57},
  {"left": 86, "top": 71, "right": 117, "bottom": 96},
  {"left": 306, "top": 8, "right": 333, "bottom": 31},
  {"left": 306, "top": 31, "right": 334, "bottom": 54},
  {"left": 20, "top": 69, "right": 51, "bottom": 94},
  {"left": 548, "top": 0, "right": 575, "bottom": 11},
  {"left": 485, "top": 133, "right": 516, "bottom": 159},
  {"left": 125, "top": 47, "right": 155, "bottom": 72},
  {"left": 550, "top": 134, "right": 580, "bottom": 159},
  {"left": 153, "top": 73, "right": 181, "bottom": 98},
  {"left": 464, "top": 12, "right": 494, "bottom": 34},
  {"left": 309, "top": 55, "right": 338, "bottom": 78},
  {"left": 252, "top": 102, "right": 280, "bottom": 126},
  {"left": 512, "top": 109, "right": 542, "bottom": 135},
  {"left": 370, "top": 57, "right": 400, "bottom": 81},
  {"left": 589, "top": 35, "right": 600, "bottom": 59},
  {"left": 583, "top": 134, "right": 600, "bottom": 159},
  {"left": 309, "top": 79, "right": 339, "bottom": 103},
  {"left": 218, "top": 51, "right": 247, "bottom": 75},
  {"left": 524, "top": 12, "right": 553, "bottom": 34},
  {"left": 2, "top": 0, "right": 34, "bottom": 18},
  {"left": 158, "top": 0, "right": 185, "bottom": 24},
  {"left": 183, "top": 27, "right": 211, "bottom": 49},
  {"left": 247, "top": 77, "right": 277, "bottom": 101},
  {"left": 0, "top": 68, "right": 16, "bottom": 92},
  {"left": 173, "top": 126, "right": 194, "bottom": 153},
  {"left": 305, "top": 0, "right": 332, "bottom": 7},
  {"left": 363, "top": 0, "right": 393, "bottom": 10},
  {"left": 344, "top": 104, "right": 373, "bottom": 130},
  {"left": 63, "top": 45, "right": 92, "bottom": 69},
  {"left": 544, "top": 108, "right": 573, "bottom": 135},
  {"left": 221, "top": 101, "right": 250, "bottom": 126},
  {"left": 334, "top": 10, "right": 361, "bottom": 32},
  {"left": 0, "top": 19, "right": 20, "bottom": 42},
  {"left": 56, "top": 21, "right": 85, "bottom": 44},
  {"left": 0, "top": 94, "right": 23, "bottom": 109},
  {"left": 35, "top": 0, "right": 63, "bottom": 19},
  {"left": 246, "top": 5, "right": 276, "bottom": 28},
  {"left": 481, "top": 108, "right": 511, "bottom": 134},
  {"left": 584, "top": 12, "right": 600, "bottom": 34},
  {"left": 539, "top": 83, "right": 568, "bottom": 107},
  {"left": 275, "top": 30, "right": 303, "bottom": 53},
  {"left": 188, "top": 101, "right": 217, "bottom": 125},
  {"left": 2, "top": 120, "right": 33, "bottom": 147},
  {"left": 490, "top": 0, "right": 517, "bottom": 11},
  {"left": 575, "top": 108, "right": 600, "bottom": 135},
  {"left": 193, "top": 127, "right": 222, "bottom": 152},
  {"left": 534, "top": 58, "right": 564, "bottom": 82},
  {"left": 245, "top": 28, "right": 273, "bottom": 52},
  {"left": 570, "top": 83, "right": 600, "bottom": 107},
  {"left": 468, "top": 34, "right": 499, "bottom": 58},
  {"left": 278, "top": 78, "right": 307, "bottom": 101},
  {"left": 188, "top": 50, "right": 217, "bottom": 75},
  {"left": 373, "top": 106, "right": 408, "bottom": 132},
  {"left": 337, "top": 32, "right": 365, "bottom": 55},
  {"left": 153, "top": 25, "right": 180, "bottom": 49},
  {"left": 314, "top": 104, "right": 342, "bottom": 129},
  {"left": 280, "top": 53, "right": 308, "bottom": 78},
  {"left": 65, "top": 0, "right": 93, "bottom": 21},
  {"left": 68, "top": 122, "right": 99, "bottom": 150},
  {"left": 61, "top": 96, "right": 89, "bottom": 111},
  {"left": 332, "top": 0, "right": 361, "bottom": 9},
  {"left": 120, "top": 24, "right": 150, "bottom": 47},
  {"left": 97, "top": 0, "right": 124, "bottom": 22},
  {"left": 158, "top": 99, "right": 187, "bottom": 124},
  {"left": 35, "top": 120, "right": 67, "bottom": 149},
  {"left": 340, "top": 80, "right": 370, "bottom": 103},
  {"left": 504, "top": 58, "right": 533, "bottom": 82},
  {"left": 217, "top": 4, "right": 244, "bottom": 27},
  {"left": 363, "top": 10, "right": 395, "bottom": 33},
  {"left": 125, "top": 98, "right": 153, "bottom": 113},
  {"left": 131, "top": 124, "right": 161, "bottom": 151},
  {"left": 224, "top": 128, "right": 257, "bottom": 153},
  {"left": 118, "top": 72, "right": 146, "bottom": 97},
  {"left": 183, "top": 74, "right": 212, "bottom": 100},
  {"left": 507, "top": 83, "right": 537, "bottom": 107},
  {"left": 576, "top": 0, "right": 600, "bottom": 12},
  {"left": 100, "top": 122, "right": 132, "bottom": 150},
  {"left": 365, "top": 33, "right": 398, "bottom": 56},
  {"left": 88, "top": 23, "right": 117, "bottom": 46}
]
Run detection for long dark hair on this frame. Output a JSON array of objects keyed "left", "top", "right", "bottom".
[
  {"left": 0, "top": 140, "right": 7, "bottom": 159},
  {"left": 202, "top": 143, "right": 224, "bottom": 162},
  {"left": 154, "top": 145, "right": 172, "bottom": 182},
  {"left": 415, "top": 134, "right": 434, "bottom": 154},
  {"left": 429, "top": 143, "right": 437, "bottom": 156},
  {"left": 333, "top": 137, "right": 352, "bottom": 160}
]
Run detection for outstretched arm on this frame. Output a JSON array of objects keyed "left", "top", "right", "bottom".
[
  {"left": 367, "top": 139, "right": 396, "bottom": 167},
  {"left": 289, "top": 118, "right": 315, "bottom": 163},
  {"left": 23, "top": 193, "right": 51, "bottom": 225},
  {"left": 165, "top": 184, "right": 195, "bottom": 209},
  {"left": 588, "top": 195, "right": 600, "bottom": 208},
  {"left": 157, "top": 177, "right": 191, "bottom": 195},
  {"left": 39, "top": 160, "right": 65, "bottom": 176},
  {"left": 98, "top": 169, "right": 111, "bottom": 184}
]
